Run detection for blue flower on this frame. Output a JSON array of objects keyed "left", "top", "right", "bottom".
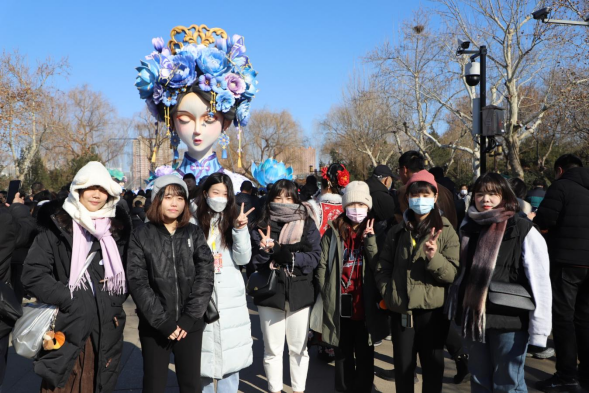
[
  {"left": 162, "top": 89, "right": 178, "bottom": 107},
  {"left": 152, "top": 84, "right": 165, "bottom": 104},
  {"left": 242, "top": 67, "right": 258, "bottom": 98},
  {"left": 198, "top": 74, "right": 215, "bottom": 92},
  {"left": 171, "top": 133, "right": 181, "bottom": 147},
  {"left": 168, "top": 54, "right": 196, "bottom": 89},
  {"left": 251, "top": 158, "right": 293, "bottom": 187},
  {"left": 212, "top": 77, "right": 228, "bottom": 94},
  {"left": 215, "top": 90, "right": 235, "bottom": 113},
  {"left": 236, "top": 100, "right": 251, "bottom": 126},
  {"left": 135, "top": 60, "right": 160, "bottom": 99},
  {"left": 196, "top": 47, "right": 231, "bottom": 77}
]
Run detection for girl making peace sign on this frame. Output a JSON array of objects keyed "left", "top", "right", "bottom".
[
  {"left": 315, "top": 181, "right": 389, "bottom": 393},
  {"left": 371, "top": 170, "right": 460, "bottom": 393},
  {"left": 194, "top": 173, "right": 254, "bottom": 393}
]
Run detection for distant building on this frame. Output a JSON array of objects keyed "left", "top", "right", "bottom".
[
  {"left": 277, "top": 146, "right": 317, "bottom": 178},
  {"left": 132, "top": 137, "right": 173, "bottom": 188}
]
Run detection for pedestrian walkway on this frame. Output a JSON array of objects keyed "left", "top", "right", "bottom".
[{"left": 5, "top": 294, "right": 556, "bottom": 392}]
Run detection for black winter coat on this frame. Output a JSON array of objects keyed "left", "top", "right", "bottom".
[
  {"left": 251, "top": 217, "right": 321, "bottom": 312},
  {"left": 0, "top": 206, "right": 19, "bottom": 337},
  {"left": 127, "top": 222, "right": 214, "bottom": 337},
  {"left": 365, "top": 176, "right": 396, "bottom": 223},
  {"left": 534, "top": 167, "right": 589, "bottom": 266},
  {"left": 22, "top": 200, "right": 132, "bottom": 392}
]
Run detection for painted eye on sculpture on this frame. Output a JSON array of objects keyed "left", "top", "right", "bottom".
[{"left": 177, "top": 115, "right": 192, "bottom": 125}]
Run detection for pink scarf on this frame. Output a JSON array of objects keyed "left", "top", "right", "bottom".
[{"left": 70, "top": 218, "right": 126, "bottom": 295}]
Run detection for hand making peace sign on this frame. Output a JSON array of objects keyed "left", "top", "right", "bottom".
[
  {"left": 235, "top": 203, "right": 255, "bottom": 230},
  {"left": 424, "top": 227, "right": 443, "bottom": 261},
  {"left": 257, "top": 225, "right": 275, "bottom": 252},
  {"left": 363, "top": 219, "right": 375, "bottom": 238}
]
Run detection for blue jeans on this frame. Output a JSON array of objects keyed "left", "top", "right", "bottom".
[
  {"left": 202, "top": 372, "right": 239, "bottom": 393},
  {"left": 465, "top": 330, "right": 529, "bottom": 392}
]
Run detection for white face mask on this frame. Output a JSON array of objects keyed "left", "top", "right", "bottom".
[
  {"left": 346, "top": 207, "right": 368, "bottom": 224},
  {"left": 206, "top": 196, "right": 228, "bottom": 213},
  {"left": 460, "top": 189, "right": 468, "bottom": 196}
]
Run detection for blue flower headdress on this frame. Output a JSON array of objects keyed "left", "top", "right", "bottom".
[
  {"left": 135, "top": 24, "right": 258, "bottom": 166},
  {"left": 251, "top": 158, "right": 294, "bottom": 187}
]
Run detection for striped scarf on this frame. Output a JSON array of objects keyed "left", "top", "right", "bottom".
[{"left": 446, "top": 206, "right": 514, "bottom": 342}]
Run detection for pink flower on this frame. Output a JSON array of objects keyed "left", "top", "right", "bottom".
[{"left": 224, "top": 73, "right": 246, "bottom": 98}]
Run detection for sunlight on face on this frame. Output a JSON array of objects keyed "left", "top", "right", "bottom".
[
  {"left": 160, "top": 187, "right": 186, "bottom": 221},
  {"left": 206, "top": 182, "right": 228, "bottom": 198},
  {"left": 407, "top": 188, "right": 438, "bottom": 201},
  {"left": 79, "top": 186, "right": 109, "bottom": 212},
  {"left": 273, "top": 190, "right": 295, "bottom": 204},
  {"left": 174, "top": 93, "right": 225, "bottom": 157},
  {"left": 474, "top": 191, "right": 502, "bottom": 212}
]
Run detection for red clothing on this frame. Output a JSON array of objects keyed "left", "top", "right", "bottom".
[
  {"left": 341, "top": 230, "right": 364, "bottom": 320},
  {"left": 319, "top": 202, "right": 343, "bottom": 236}
]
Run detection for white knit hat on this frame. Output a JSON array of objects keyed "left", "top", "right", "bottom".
[
  {"left": 342, "top": 181, "right": 373, "bottom": 210},
  {"left": 62, "top": 161, "right": 122, "bottom": 235}
]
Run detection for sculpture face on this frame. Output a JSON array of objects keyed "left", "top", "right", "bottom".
[{"left": 173, "top": 93, "right": 224, "bottom": 158}]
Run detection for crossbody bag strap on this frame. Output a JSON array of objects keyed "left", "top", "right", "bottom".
[{"left": 327, "top": 230, "right": 337, "bottom": 277}]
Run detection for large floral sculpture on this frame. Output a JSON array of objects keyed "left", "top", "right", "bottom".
[
  {"left": 251, "top": 158, "right": 294, "bottom": 187},
  {"left": 135, "top": 25, "right": 258, "bottom": 192}
]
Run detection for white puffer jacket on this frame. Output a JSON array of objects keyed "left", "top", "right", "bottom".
[{"left": 200, "top": 219, "right": 253, "bottom": 379}]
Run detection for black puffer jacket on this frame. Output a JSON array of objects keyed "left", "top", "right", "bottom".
[
  {"left": 22, "top": 200, "right": 131, "bottom": 392},
  {"left": 534, "top": 167, "right": 589, "bottom": 266},
  {"left": 127, "top": 222, "right": 214, "bottom": 337}
]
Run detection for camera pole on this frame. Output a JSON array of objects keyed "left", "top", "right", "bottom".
[{"left": 479, "top": 45, "right": 487, "bottom": 174}]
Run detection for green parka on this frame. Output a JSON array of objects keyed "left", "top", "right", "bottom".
[
  {"left": 315, "top": 222, "right": 389, "bottom": 347},
  {"left": 370, "top": 216, "right": 460, "bottom": 314}
]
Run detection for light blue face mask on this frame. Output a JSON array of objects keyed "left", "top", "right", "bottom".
[{"left": 408, "top": 197, "right": 436, "bottom": 215}]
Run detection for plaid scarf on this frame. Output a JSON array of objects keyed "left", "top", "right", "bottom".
[{"left": 446, "top": 206, "right": 514, "bottom": 342}]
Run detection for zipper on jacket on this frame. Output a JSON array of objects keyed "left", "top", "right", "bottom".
[{"left": 171, "top": 234, "right": 180, "bottom": 321}]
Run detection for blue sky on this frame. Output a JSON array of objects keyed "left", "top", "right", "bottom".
[{"left": 1, "top": 0, "right": 424, "bottom": 147}]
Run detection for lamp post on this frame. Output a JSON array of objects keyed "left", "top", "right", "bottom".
[
  {"left": 532, "top": 7, "right": 589, "bottom": 26},
  {"left": 457, "top": 42, "right": 489, "bottom": 174}
]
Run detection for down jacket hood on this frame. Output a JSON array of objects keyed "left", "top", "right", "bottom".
[{"left": 560, "top": 166, "right": 589, "bottom": 190}]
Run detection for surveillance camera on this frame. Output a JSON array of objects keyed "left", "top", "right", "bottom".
[
  {"left": 465, "top": 62, "right": 480, "bottom": 86},
  {"left": 457, "top": 39, "right": 470, "bottom": 50},
  {"left": 532, "top": 7, "right": 551, "bottom": 21}
]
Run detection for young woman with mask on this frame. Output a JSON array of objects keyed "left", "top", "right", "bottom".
[
  {"left": 250, "top": 179, "right": 321, "bottom": 393},
  {"left": 372, "top": 170, "right": 460, "bottom": 393},
  {"left": 316, "top": 181, "right": 389, "bottom": 393},
  {"left": 22, "top": 162, "right": 131, "bottom": 392},
  {"left": 127, "top": 175, "right": 214, "bottom": 393},
  {"left": 194, "top": 173, "right": 254, "bottom": 393},
  {"left": 446, "top": 173, "right": 551, "bottom": 392}
]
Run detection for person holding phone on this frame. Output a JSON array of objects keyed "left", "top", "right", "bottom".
[
  {"left": 371, "top": 170, "right": 460, "bottom": 393},
  {"left": 250, "top": 179, "right": 321, "bottom": 393},
  {"left": 127, "top": 175, "right": 214, "bottom": 393},
  {"left": 315, "top": 181, "right": 389, "bottom": 393},
  {"left": 194, "top": 173, "right": 254, "bottom": 393}
]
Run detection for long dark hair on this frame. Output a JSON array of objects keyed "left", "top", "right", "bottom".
[
  {"left": 471, "top": 172, "right": 520, "bottom": 212},
  {"left": 405, "top": 181, "right": 444, "bottom": 238},
  {"left": 195, "top": 173, "right": 237, "bottom": 249},
  {"left": 257, "top": 179, "right": 304, "bottom": 228}
]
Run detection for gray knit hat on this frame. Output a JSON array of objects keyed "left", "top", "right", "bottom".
[
  {"left": 342, "top": 181, "right": 373, "bottom": 209},
  {"left": 152, "top": 175, "right": 189, "bottom": 202}
]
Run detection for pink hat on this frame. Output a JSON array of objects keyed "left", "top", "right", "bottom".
[{"left": 406, "top": 170, "right": 438, "bottom": 192}]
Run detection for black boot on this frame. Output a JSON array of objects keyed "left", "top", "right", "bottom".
[
  {"left": 453, "top": 354, "right": 470, "bottom": 384},
  {"left": 535, "top": 374, "right": 581, "bottom": 392}
]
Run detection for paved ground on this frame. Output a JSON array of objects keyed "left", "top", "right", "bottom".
[{"left": 5, "top": 289, "right": 558, "bottom": 392}]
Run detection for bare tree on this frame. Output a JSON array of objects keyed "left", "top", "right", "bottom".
[
  {"left": 130, "top": 107, "right": 171, "bottom": 172},
  {"left": 432, "top": 0, "right": 588, "bottom": 178},
  {"left": 320, "top": 74, "right": 405, "bottom": 169},
  {"left": 46, "top": 85, "right": 129, "bottom": 167},
  {"left": 0, "top": 50, "right": 69, "bottom": 179},
  {"left": 365, "top": 14, "right": 482, "bottom": 176}
]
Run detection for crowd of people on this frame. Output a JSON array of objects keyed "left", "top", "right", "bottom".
[{"left": 0, "top": 150, "right": 587, "bottom": 393}]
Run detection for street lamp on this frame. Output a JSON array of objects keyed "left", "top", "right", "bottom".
[
  {"left": 532, "top": 7, "right": 589, "bottom": 27},
  {"left": 457, "top": 41, "right": 489, "bottom": 174}
]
